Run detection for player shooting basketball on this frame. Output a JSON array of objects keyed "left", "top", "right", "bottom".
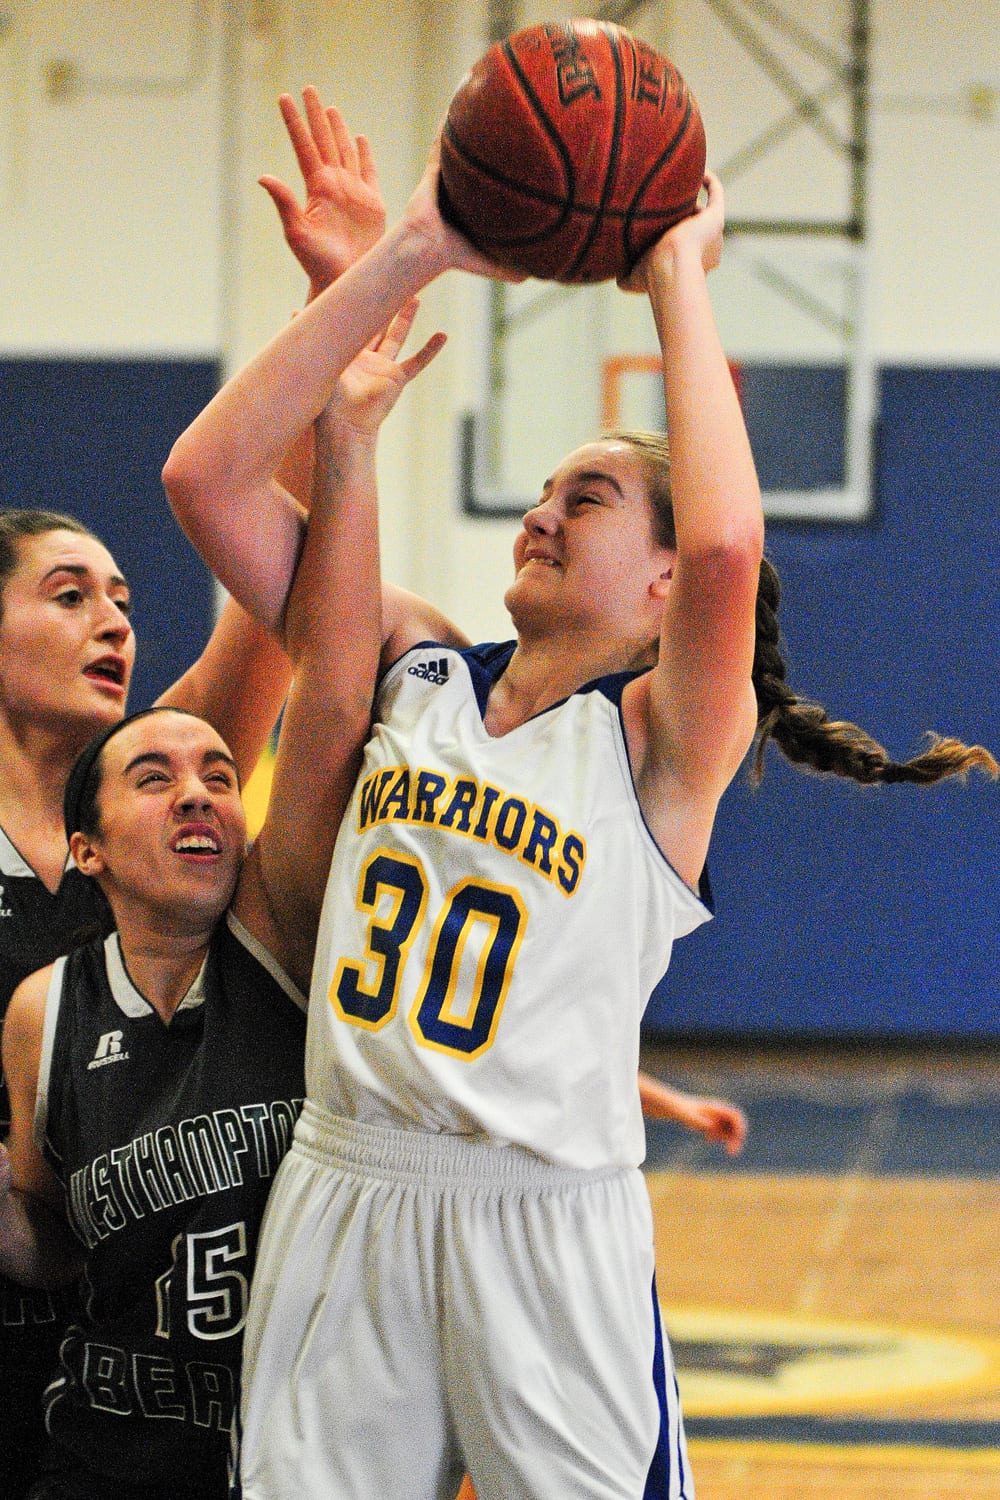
[{"left": 162, "top": 79, "right": 995, "bottom": 1500}]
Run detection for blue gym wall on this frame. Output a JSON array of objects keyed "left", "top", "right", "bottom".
[
  {"left": 647, "top": 365, "right": 1000, "bottom": 1041},
  {"left": 3, "top": 359, "right": 997, "bottom": 1039}
]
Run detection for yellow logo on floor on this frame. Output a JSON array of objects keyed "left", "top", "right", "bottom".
[{"left": 662, "top": 1305, "right": 1000, "bottom": 1416}]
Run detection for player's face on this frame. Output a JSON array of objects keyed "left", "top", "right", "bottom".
[
  {"left": 78, "top": 712, "right": 246, "bottom": 929},
  {"left": 0, "top": 529, "right": 134, "bottom": 743},
  {"left": 507, "top": 440, "right": 673, "bottom": 644}
]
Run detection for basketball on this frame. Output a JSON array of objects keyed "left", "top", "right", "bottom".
[{"left": 438, "top": 19, "right": 706, "bottom": 284}]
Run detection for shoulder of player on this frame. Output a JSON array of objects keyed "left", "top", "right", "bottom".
[
  {"left": 381, "top": 583, "right": 469, "bottom": 670},
  {"left": 3, "top": 963, "right": 54, "bottom": 1081}
]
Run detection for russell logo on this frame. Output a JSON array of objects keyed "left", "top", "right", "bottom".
[{"left": 88, "top": 1030, "right": 130, "bottom": 1070}]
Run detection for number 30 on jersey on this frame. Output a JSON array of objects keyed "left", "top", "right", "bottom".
[{"left": 330, "top": 849, "right": 527, "bottom": 1059}]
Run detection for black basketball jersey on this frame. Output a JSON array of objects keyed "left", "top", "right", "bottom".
[
  {"left": 0, "top": 824, "right": 113, "bottom": 1498},
  {"left": 0, "top": 823, "right": 112, "bottom": 1126},
  {"left": 37, "top": 912, "right": 306, "bottom": 1496}
]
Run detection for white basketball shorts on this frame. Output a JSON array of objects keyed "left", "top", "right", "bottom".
[{"left": 237, "top": 1102, "right": 693, "bottom": 1500}]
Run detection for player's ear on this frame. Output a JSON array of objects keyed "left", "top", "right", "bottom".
[{"left": 70, "top": 829, "right": 106, "bottom": 878}]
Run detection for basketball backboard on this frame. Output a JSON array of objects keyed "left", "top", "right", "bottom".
[{"left": 459, "top": 0, "right": 876, "bottom": 523}]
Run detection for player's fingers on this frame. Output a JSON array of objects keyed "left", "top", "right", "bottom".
[
  {"left": 278, "top": 92, "right": 322, "bottom": 177},
  {"left": 361, "top": 301, "right": 416, "bottom": 357},
  {"left": 375, "top": 298, "right": 421, "bottom": 357},
  {"left": 616, "top": 260, "right": 648, "bottom": 293},
  {"left": 724, "top": 1109, "right": 748, "bottom": 1154},
  {"left": 424, "top": 123, "right": 444, "bottom": 173},
  {"left": 356, "top": 135, "right": 382, "bottom": 199},
  {"left": 258, "top": 175, "right": 302, "bottom": 228},
  {"left": 484, "top": 259, "right": 528, "bottom": 284},
  {"left": 328, "top": 105, "right": 361, "bottom": 178},
  {"left": 302, "top": 85, "right": 338, "bottom": 164},
  {"left": 702, "top": 169, "right": 724, "bottom": 207},
  {"left": 445, "top": 224, "right": 526, "bottom": 283},
  {"left": 399, "top": 331, "right": 447, "bottom": 382}
]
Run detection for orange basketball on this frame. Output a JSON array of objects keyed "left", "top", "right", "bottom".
[{"left": 439, "top": 19, "right": 706, "bottom": 283}]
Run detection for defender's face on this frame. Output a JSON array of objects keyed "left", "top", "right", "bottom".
[
  {"left": 0, "top": 529, "right": 134, "bottom": 742},
  {"left": 78, "top": 711, "right": 247, "bottom": 928}
]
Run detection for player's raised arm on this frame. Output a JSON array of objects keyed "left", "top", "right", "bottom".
[
  {"left": 230, "top": 304, "right": 445, "bottom": 993},
  {"left": 164, "top": 101, "right": 514, "bottom": 653},
  {"left": 621, "top": 176, "right": 994, "bottom": 897},
  {"left": 621, "top": 173, "right": 764, "bottom": 889},
  {"left": 162, "top": 96, "right": 399, "bottom": 638},
  {"left": 155, "top": 89, "right": 387, "bottom": 789},
  {"left": 259, "top": 89, "right": 478, "bottom": 666}
]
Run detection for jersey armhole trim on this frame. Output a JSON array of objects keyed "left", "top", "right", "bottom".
[
  {"left": 34, "top": 956, "right": 66, "bottom": 1154},
  {"left": 610, "top": 695, "right": 715, "bottom": 921},
  {"left": 379, "top": 638, "right": 453, "bottom": 682},
  {"left": 380, "top": 641, "right": 515, "bottom": 720},
  {"left": 226, "top": 909, "right": 307, "bottom": 1014}
]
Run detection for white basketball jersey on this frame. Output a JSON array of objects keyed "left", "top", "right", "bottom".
[{"left": 306, "top": 642, "right": 711, "bottom": 1171}]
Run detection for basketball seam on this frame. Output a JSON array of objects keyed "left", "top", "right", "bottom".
[
  {"left": 444, "top": 117, "right": 666, "bottom": 221},
  {"left": 442, "top": 117, "right": 582, "bottom": 231},
  {"left": 444, "top": 108, "right": 676, "bottom": 244},
  {"left": 501, "top": 36, "right": 578, "bottom": 239},
  {"left": 562, "top": 22, "right": 626, "bottom": 281},
  {"left": 622, "top": 94, "right": 700, "bottom": 267}
]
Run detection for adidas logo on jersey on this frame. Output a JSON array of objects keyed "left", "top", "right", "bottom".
[
  {"left": 0, "top": 884, "right": 10, "bottom": 919},
  {"left": 87, "top": 1029, "right": 130, "bottom": 1070},
  {"left": 407, "top": 657, "right": 450, "bottom": 686}
]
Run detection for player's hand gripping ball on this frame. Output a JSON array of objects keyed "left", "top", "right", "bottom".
[{"left": 439, "top": 18, "right": 706, "bottom": 283}]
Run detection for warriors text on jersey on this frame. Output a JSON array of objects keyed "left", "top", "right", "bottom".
[
  {"left": 36, "top": 912, "right": 305, "bottom": 1495},
  {"left": 307, "top": 642, "right": 712, "bottom": 1171},
  {"left": 0, "top": 824, "right": 113, "bottom": 1498}
]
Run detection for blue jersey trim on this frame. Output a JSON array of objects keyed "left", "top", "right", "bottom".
[
  {"left": 645, "top": 1272, "right": 692, "bottom": 1499},
  {"left": 460, "top": 641, "right": 517, "bottom": 718},
  {"left": 460, "top": 642, "right": 646, "bottom": 721},
  {"left": 605, "top": 676, "right": 715, "bottom": 917}
]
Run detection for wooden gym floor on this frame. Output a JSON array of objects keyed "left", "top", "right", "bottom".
[{"left": 641, "top": 1040, "right": 1000, "bottom": 1499}]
